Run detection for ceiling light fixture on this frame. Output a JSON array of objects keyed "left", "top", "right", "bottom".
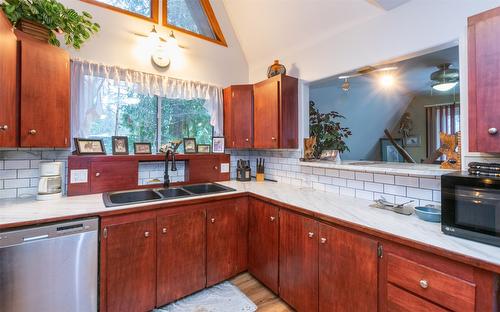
[
  {"left": 431, "top": 63, "right": 459, "bottom": 92},
  {"left": 379, "top": 74, "right": 395, "bottom": 88},
  {"left": 341, "top": 78, "right": 350, "bottom": 91}
]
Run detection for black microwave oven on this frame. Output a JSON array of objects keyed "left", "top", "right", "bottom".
[{"left": 441, "top": 172, "right": 500, "bottom": 247}]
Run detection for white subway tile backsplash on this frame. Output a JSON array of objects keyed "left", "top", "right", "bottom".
[
  {"left": 355, "top": 172, "right": 373, "bottom": 182},
  {"left": 407, "top": 187, "right": 433, "bottom": 201},
  {"left": 4, "top": 160, "right": 30, "bottom": 170},
  {"left": 324, "top": 184, "right": 340, "bottom": 194},
  {"left": 433, "top": 190, "right": 441, "bottom": 202},
  {"left": 339, "top": 170, "right": 355, "bottom": 179},
  {"left": 395, "top": 176, "right": 419, "bottom": 187},
  {"left": 374, "top": 174, "right": 394, "bottom": 184},
  {"left": 325, "top": 169, "right": 339, "bottom": 177},
  {"left": 4, "top": 179, "right": 30, "bottom": 189},
  {"left": 347, "top": 179, "right": 364, "bottom": 190},
  {"left": 17, "top": 169, "right": 39, "bottom": 179},
  {"left": 384, "top": 184, "right": 406, "bottom": 196},
  {"left": 0, "top": 170, "right": 17, "bottom": 179},
  {"left": 313, "top": 168, "right": 326, "bottom": 176},
  {"left": 0, "top": 189, "right": 17, "bottom": 199},
  {"left": 331, "top": 177, "right": 347, "bottom": 187},
  {"left": 356, "top": 189, "right": 374, "bottom": 200},
  {"left": 364, "top": 182, "right": 384, "bottom": 193},
  {"left": 419, "top": 178, "right": 441, "bottom": 190},
  {"left": 318, "top": 175, "right": 333, "bottom": 184},
  {"left": 312, "top": 182, "right": 326, "bottom": 191},
  {"left": 340, "top": 187, "right": 355, "bottom": 197}
]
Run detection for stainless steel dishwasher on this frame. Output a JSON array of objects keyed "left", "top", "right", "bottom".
[{"left": 0, "top": 218, "right": 98, "bottom": 312}]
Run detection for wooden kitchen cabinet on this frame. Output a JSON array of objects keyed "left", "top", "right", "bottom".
[
  {"left": 90, "top": 160, "right": 138, "bottom": 193},
  {"left": 17, "top": 32, "right": 70, "bottom": 148},
  {"left": 318, "top": 224, "right": 379, "bottom": 312},
  {"left": 157, "top": 206, "right": 206, "bottom": 306},
  {"left": 100, "top": 213, "right": 156, "bottom": 312},
  {"left": 206, "top": 198, "right": 248, "bottom": 286},
  {"left": 253, "top": 74, "right": 298, "bottom": 149},
  {"left": 248, "top": 198, "right": 279, "bottom": 294},
  {"left": 0, "top": 12, "right": 18, "bottom": 147},
  {"left": 279, "top": 209, "right": 319, "bottom": 312},
  {"left": 223, "top": 85, "right": 253, "bottom": 149},
  {"left": 468, "top": 7, "right": 500, "bottom": 152}
]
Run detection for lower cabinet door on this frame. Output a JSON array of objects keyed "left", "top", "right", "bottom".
[
  {"left": 102, "top": 216, "right": 156, "bottom": 312},
  {"left": 206, "top": 199, "right": 248, "bottom": 286},
  {"left": 279, "top": 210, "right": 319, "bottom": 312},
  {"left": 157, "top": 208, "right": 206, "bottom": 306},
  {"left": 318, "top": 224, "right": 379, "bottom": 312},
  {"left": 248, "top": 199, "right": 279, "bottom": 293}
]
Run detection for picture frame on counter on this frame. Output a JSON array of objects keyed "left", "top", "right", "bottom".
[
  {"left": 197, "top": 144, "right": 210, "bottom": 153},
  {"left": 111, "top": 136, "right": 129, "bottom": 155},
  {"left": 183, "top": 138, "right": 197, "bottom": 154},
  {"left": 74, "top": 138, "right": 106, "bottom": 155},
  {"left": 212, "top": 136, "right": 225, "bottom": 153},
  {"left": 134, "top": 142, "right": 152, "bottom": 154}
]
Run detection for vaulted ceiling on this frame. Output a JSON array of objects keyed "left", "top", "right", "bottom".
[{"left": 222, "top": 0, "right": 411, "bottom": 66}]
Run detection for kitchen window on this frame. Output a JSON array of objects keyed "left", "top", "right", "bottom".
[
  {"left": 81, "top": 0, "right": 159, "bottom": 22},
  {"left": 71, "top": 60, "right": 223, "bottom": 154}
]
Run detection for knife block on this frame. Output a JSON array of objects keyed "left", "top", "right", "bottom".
[{"left": 236, "top": 167, "right": 251, "bottom": 181}]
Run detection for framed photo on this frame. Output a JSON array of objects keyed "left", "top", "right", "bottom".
[
  {"left": 212, "top": 136, "right": 225, "bottom": 153},
  {"left": 183, "top": 138, "right": 197, "bottom": 154},
  {"left": 74, "top": 138, "right": 106, "bottom": 155},
  {"left": 405, "top": 135, "right": 421, "bottom": 147},
  {"left": 112, "top": 136, "right": 129, "bottom": 155},
  {"left": 134, "top": 142, "right": 152, "bottom": 154},
  {"left": 380, "top": 138, "right": 404, "bottom": 162},
  {"left": 197, "top": 144, "right": 210, "bottom": 153}
]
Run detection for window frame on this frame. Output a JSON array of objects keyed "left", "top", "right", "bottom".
[
  {"left": 162, "top": 0, "right": 227, "bottom": 47},
  {"left": 80, "top": 0, "right": 159, "bottom": 23}
]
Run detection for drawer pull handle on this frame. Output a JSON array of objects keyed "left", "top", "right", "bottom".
[
  {"left": 308, "top": 232, "right": 314, "bottom": 238},
  {"left": 320, "top": 237, "right": 327, "bottom": 244},
  {"left": 270, "top": 216, "right": 276, "bottom": 222},
  {"left": 488, "top": 127, "right": 498, "bottom": 135},
  {"left": 144, "top": 231, "right": 150, "bottom": 238},
  {"left": 419, "top": 279, "right": 429, "bottom": 289}
]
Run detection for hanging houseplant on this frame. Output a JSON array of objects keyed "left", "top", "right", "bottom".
[
  {"left": 309, "top": 100, "right": 352, "bottom": 159},
  {"left": 1, "top": 0, "right": 100, "bottom": 49}
]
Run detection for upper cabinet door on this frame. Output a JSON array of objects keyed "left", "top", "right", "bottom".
[
  {"left": 318, "top": 224, "right": 379, "bottom": 312},
  {"left": 19, "top": 36, "right": 70, "bottom": 147},
  {"left": 0, "top": 12, "right": 18, "bottom": 147},
  {"left": 254, "top": 78, "right": 280, "bottom": 149},
  {"left": 223, "top": 85, "right": 253, "bottom": 149},
  {"left": 468, "top": 7, "right": 500, "bottom": 152}
]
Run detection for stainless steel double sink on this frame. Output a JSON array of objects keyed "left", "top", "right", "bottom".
[{"left": 103, "top": 183, "right": 235, "bottom": 207}]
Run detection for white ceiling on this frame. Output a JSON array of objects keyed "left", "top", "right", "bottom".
[{"left": 222, "top": 0, "right": 404, "bottom": 66}]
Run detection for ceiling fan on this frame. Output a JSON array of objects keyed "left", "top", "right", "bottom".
[{"left": 338, "top": 65, "right": 398, "bottom": 91}]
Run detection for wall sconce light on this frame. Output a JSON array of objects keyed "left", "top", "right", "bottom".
[{"left": 146, "top": 25, "right": 179, "bottom": 68}]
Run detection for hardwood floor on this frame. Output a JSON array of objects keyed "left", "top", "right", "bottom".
[{"left": 231, "top": 272, "right": 294, "bottom": 312}]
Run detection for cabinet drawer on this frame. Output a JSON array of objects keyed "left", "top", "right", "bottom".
[
  {"left": 387, "top": 284, "right": 447, "bottom": 312},
  {"left": 387, "top": 254, "right": 475, "bottom": 311}
]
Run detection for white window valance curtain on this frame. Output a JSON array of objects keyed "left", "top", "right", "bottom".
[{"left": 70, "top": 59, "right": 223, "bottom": 138}]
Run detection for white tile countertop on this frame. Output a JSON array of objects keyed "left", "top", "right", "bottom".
[
  {"left": 299, "top": 160, "right": 455, "bottom": 177},
  {"left": 0, "top": 180, "right": 498, "bottom": 271}
]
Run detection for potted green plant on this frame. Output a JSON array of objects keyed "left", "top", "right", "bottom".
[
  {"left": 309, "top": 100, "right": 352, "bottom": 159},
  {"left": 1, "top": 0, "right": 100, "bottom": 49}
]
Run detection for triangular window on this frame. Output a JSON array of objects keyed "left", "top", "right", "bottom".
[{"left": 163, "top": 0, "right": 226, "bottom": 46}]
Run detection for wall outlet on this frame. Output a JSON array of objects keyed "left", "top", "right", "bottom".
[
  {"left": 220, "top": 163, "right": 230, "bottom": 173},
  {"left": 70, "top": 169, "right": 88, "bottom": 184}
]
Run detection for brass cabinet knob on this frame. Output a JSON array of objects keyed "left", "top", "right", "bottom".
[
  {"left": 211, "top": 218, "right": 216, "bottom": 223},
  {"left": 308, "top": 232, "right": 314, "bottom": 238},
  {"left": 245, "top": 138, "right": 249, "bottom": 142},
  {"left": 162, "top": 228, "right": 167, "bottom": 234},
  {"left": 0, "top": 125, "right": 8, "bottom": 131},
  {"left": 419, "top": 279, "right": 429, "bottom": 289},
  {"left": 214, "top": 166, "right": 218, "bottom": 171},
  {"left": 271, "top": 137, "right": 276, "bottom": 141},
  {"left": 269, "top": 216, "right": 276, "bottom": 222},
  {"left": 95, "top": 172, "right": 100, "bottom": 177},
  {"left": 144, "top": 231, "right": 150, "bottom": 238},
  {"left": 488, "top": 127, "right": 498, "bottom": 135},
  {"left": 29, "top": 129, "right": 37, "bottom": 135},
  {"left": 320, "top": 237, "right": 327, "bottom": 244}
]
